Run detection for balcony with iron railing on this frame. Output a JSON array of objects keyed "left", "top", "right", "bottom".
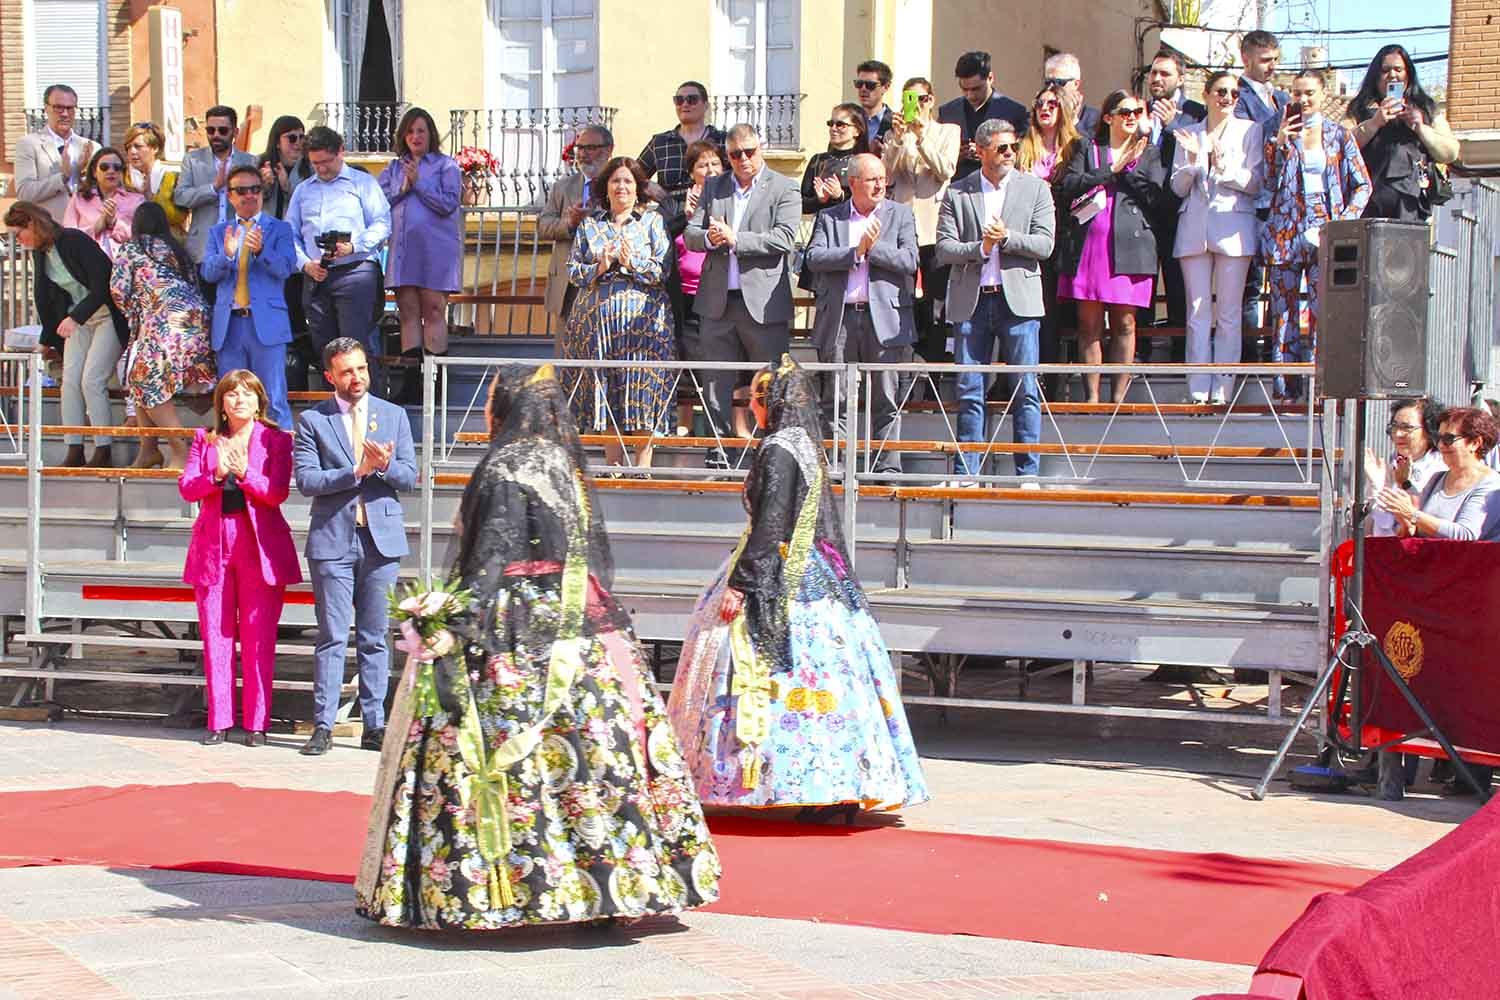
[
  {"left": 312, "top": 101, "right": 411, "bottom": 155},
  {"left": 23, "top": 107, "right": 110, "bottom": 144},
  {"left": 448, "top": 106, "right": 617, "bottom": 206},
  {"left": 708, "top": 94, "right": 804, "bottom": 150}
]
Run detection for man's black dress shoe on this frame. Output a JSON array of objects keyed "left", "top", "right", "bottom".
[
  {"left": 245, "top": 731, "right": 266, "bottom": 747},
  {"left": 299, "top": 726, "right": 333, "bottom": 756},
  {"left": 360, "top": 727, "right": 385, "bottom": 751},
  {"left": 201, "top": 729, "right": 226, "bottom": 746}
]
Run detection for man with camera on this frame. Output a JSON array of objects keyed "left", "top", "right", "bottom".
[{"left": 284, "top": 126, "right": 391, "bottom": 388}]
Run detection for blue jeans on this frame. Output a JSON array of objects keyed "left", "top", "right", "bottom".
[
  {"left": 954, "top": 292, "right": 1040, "bottom": 477},
  {"left": 219, "top": 315, "right": 291, "bottom": 429}
]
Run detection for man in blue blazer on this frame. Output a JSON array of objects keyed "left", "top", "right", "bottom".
[
  {"left": 293, "top": 338, "right": 417, "bottom": 755},
  {"left": 201, "top": 165, "right": 297, "bottom": 427}
]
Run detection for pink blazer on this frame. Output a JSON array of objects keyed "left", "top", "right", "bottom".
[{"left": 179, "top": 423, "right": 303, "bottom": 587}]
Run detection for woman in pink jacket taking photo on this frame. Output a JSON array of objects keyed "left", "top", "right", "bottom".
[{"left": 179, "top": 370, "right": 302, "bottom": 746}]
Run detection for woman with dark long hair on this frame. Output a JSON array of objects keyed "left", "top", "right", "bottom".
[
  {"left": 1055, "top": 89, "right": 1169, "bottom": 402},
  {"left": 7, "top": 200, "right": 129, "bottom": 467},
  {"left": 179, "top": 370, "right": 300, "bottom": 745},
  {"left": 667, "top": 356, "right": 928, "bottom": 823},
  {"left": 109, "top": 201, "right": 215, "bottom": 468},
  {"left": 258, "top": 115, "right": 310, "bottom": 219},
  {"left": 1345, "top": 44, "right": 1457, "bottom": 222},
  {"left": 800, "top": 102, "right": 870, "bottom": 215},
  {"left": 379, "top": 106, "right": 462, "bottom": 403},
  {"left": 64, "top": 146, "right": 145, "bottom": 259},
  {"left": 356, "top": 364, "right": 721, "bottom": 930}
]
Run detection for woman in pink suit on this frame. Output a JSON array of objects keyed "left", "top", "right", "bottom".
[{"left": 179, "top": 369, "right": 302, "bottom": 746}]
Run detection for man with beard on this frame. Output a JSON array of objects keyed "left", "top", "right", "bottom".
[
  {"left": 539, "top": 124, "right": 615, "bottom": 323},
  {"left": 175, "top": 106, "right": 258, "bottom": 270},
  {"left": 1141, "top": 50, "right": 1205, "bottom": 341}
]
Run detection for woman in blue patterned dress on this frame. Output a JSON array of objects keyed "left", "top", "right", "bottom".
[
  {"left": 667, "top": 357, "right": 929, "bottom": 823},
  {"left": 356, "top": 365, "right": 720, "bottom": 930},
  {"left": 563, "top": 157, "right": 675, "bottom": 471},
  {"left": 109, "top": 202, "right": 215, "bottom": 469}
]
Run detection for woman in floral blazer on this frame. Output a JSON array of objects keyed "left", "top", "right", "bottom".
[{"left": 1260, "top": 70, "right": 1371, "bottom": 400}]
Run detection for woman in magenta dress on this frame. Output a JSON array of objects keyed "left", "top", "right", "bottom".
[
  {"left": 1055, "top": 90, "right": 1168, "bottom": 403},
  {"left": 378, "top": 107, "right": 462, "bottom": 403}
]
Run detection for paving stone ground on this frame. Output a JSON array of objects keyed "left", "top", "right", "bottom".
[{"left": 0, "top": 702, "right": 1478, "bottom": 999}]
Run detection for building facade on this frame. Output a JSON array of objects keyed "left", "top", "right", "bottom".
[
  {"left": 1449, "top": 0, "right": 1499, "bottom": 168},
  {"left": 1, "top": 0, "right": 1149, "bottom": 194}
]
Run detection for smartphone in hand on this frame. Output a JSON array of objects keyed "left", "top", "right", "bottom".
[
  {"left": 902, "top": 90, "right": 920, "bottom": 123},
  {"left": 1386, "top": 80, "right": 1405, "bottom": 108}
]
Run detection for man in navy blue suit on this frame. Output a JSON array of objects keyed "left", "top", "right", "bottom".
[
  {"left": 293, "top": 338, "right": 416, "bottom": 755},
  {"left": 1234, "top": 30, "right": 1289, "bottom": 359},
  {"left": 939, "top": 50, "right": 1029, "bottom": 182},
  {"left": 201, "top": 165, "right": 298, "bottom": 427}
]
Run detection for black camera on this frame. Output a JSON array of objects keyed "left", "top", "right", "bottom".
[{"left": 315, "top": 230, "right": 351, "bottom": 268}]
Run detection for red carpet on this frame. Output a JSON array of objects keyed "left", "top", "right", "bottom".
[{"left": 0, "top": 783, "right": 1374, "bottom": 966}]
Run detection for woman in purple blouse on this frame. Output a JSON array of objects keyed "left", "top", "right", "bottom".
[{"left": 379, "top": 107, "right": 462, "bottom": 403}]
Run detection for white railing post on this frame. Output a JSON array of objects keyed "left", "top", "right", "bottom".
[
  {"left": 842, "top": 362, "right": 859, "bottom": 570},
  {"left": 420, "top": 350, "right": 436, "bottom": 581},
  {"left": 25, "top": 352, "right": 43, "bottom": 635}
]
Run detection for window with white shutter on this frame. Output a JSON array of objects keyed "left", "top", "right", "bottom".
[
  {"left": 487, "top": 0, "right": 599, "bottom": 109},
  {"left": 714, "top": 0, "right": 799, "bottom": 97},
  {"left": 25, "top": 0, "right": 106, "bottom": 108}
]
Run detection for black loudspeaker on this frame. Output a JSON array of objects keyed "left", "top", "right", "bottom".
[{"left": 1316, "top": 219, "right": 1429, "bottom": 399}]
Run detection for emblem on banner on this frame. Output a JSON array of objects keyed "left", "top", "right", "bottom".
[{"left": 1383, "top": 620, "right": 1424, "bottom": 680}]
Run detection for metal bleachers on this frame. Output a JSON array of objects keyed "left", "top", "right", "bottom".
[{"left": 0, "top": 353, "right": 1333, "bottom": 731}]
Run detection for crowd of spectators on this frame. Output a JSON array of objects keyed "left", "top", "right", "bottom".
[{"left": 4, "top": 33, "right": 1465, "bottom": 479}]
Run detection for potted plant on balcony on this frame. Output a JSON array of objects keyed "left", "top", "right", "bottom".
[{"left": 455, "top": 146, "right": 499, "bottom": 206}]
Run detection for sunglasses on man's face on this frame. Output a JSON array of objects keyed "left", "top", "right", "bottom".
[
  {"left": 852, "top": 79, "right": 882, "bottom": 90},
  {"left": 988, "top": 142, "right": 1019, "bottom": 154},
  {"left": 230, "top": 184, "right": 262, "bottom": 195},
  {"left": 205, "top": 125, "right": 233, "bottom": 136},
  {"left": 728, "top": 147, "right": 759, "bottom": 161},
  {"left": 672, "top": 94, "right": 703, "bottom": 106}
]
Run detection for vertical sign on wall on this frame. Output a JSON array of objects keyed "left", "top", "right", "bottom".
[{"left": 148, "top": 5, "right": 185, "bottom": 162}]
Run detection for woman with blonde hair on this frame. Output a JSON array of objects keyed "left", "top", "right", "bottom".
[
  {"left": 1019, "top": 83, "right": 1082, "bottom": 398},
  {"left": 179, "top": 370, "right": 301, "bottom": 746},
  {"left": 123, "top": 122, "right": 187, "bottom": 236}
]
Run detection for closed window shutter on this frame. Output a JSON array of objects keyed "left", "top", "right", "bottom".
[{"left": 31, "top": 0, "right": 104, "bottom": 107}]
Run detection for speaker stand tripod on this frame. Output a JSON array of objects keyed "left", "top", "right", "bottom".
[{"left": 1252, "top": 627, "right": 1491, "bottom": 802}]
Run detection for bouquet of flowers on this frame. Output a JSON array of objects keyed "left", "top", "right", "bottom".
[
  {"left": 390, "top": 577, "right": 473, "bottom": 663},
  {"left": 455, "top": 146, "right": 499, "bottom": 178}
]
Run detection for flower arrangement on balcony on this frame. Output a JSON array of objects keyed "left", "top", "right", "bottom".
[{"left": 455, "top": 146, "right": 500, "bottom": 205}]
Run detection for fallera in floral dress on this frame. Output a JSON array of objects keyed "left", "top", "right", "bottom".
[
  {"left": 356, "top": 373, "right": 720, "bottom": 929},
  {"left": 666, "top": 360, "right": 929, "bottom": 812}
]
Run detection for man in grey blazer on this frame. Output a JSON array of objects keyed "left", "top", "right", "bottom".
[
  {"left": 14, "top": 84, "right": 97, "bottom": 220},
  {"left": 537, "top": 125, "right": 614, "bottom": 322},
  {"left": 936, "top": 119, "right": 1055, "bottom": 481},
  {"left": 173, "top": 105, "right": 258, "bottom": 265},
  {"left": 803, "top": 154, "right": 918, "bottom": 475},
  {"left": 684, "top": 123, "right": 802, "bottom": 467},
  {"left": 293, "top": 338, "right": 417, "bottom": 755}
]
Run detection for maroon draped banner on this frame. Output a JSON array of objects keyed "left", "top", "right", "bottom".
[{"left": 1358, "top": 537, "right": 1500, "bottom": 753}]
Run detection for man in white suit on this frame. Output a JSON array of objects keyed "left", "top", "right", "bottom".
[
  {"left": 14, "top": 84, "right": 98, "bottom": 220},
  {"left": 803, "top": 154, "right": 919, "bottom": 475},
  {"left": 936, "top": 119, "right": 1055, "bottom": 482}
]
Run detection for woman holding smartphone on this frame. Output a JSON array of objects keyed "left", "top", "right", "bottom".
[
  {"left": 379, "top": 107, "right": 462, "bottom": 403},
  {"left": 1264, "top": 70, "right": 1370, "bottom": 400},
  {"left": 1346, "top": 44, "right": 1456, "bottom": 222},
  {"left": 882, "top": 77, "right": 959, "bottom": 362}
]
